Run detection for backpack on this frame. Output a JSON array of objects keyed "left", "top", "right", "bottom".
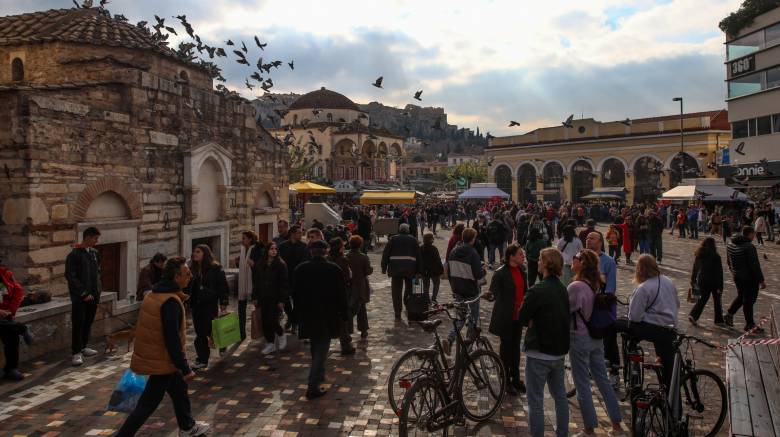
[{"left": 573, "top": 281, "right": 615, "bottom": 339}]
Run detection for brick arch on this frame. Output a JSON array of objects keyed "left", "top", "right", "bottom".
[{"left": 72, "top": 177, "right": 142, "bottom": 221}]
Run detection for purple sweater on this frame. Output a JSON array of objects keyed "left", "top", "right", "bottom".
[{"left": 567, "top": 280, "right": 595, "bottom": 337}]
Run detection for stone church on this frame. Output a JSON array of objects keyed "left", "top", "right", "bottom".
[{"left": 0, "top": 7, "right": 288, "bottom": 306}]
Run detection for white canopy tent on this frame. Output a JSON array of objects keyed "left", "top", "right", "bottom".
[{"left": 661, "top": 178, "right": 749, "bottom": 202}]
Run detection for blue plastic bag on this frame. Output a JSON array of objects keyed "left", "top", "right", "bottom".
[{"left": 107, "top": 369, "right": 147, "bottom": 413}]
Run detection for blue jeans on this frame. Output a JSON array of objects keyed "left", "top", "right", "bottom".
[
  {"left": 569, "top": 334, "right": 622, "bottom": 429},
  {"left": 308, "top": 337, "right": 330, "bottom": 391},
  {"left": 525, "top": 355, "right": 568, "bottom": 437},
  {"left": 448, "top": 295, "right": 479, "bottom": 345},
  {"left": 487, "top": 242, "right": 506, "bottom": 265}
]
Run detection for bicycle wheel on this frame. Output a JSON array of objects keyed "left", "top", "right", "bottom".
[
  {"left": 633, "top": 399, "right": 666, "bottom": 436},
  {"left": 681, "top": 369, "right": 727, "bottom": 437},
  {"left": 474, "top": 336, "right": 494, "bottom": 353},
  {"left": 565, "top": 355, "right": 577, "bottom": 398},
  {"left": 459, "top": 349, "right": 505, "bottom": 422},
  {"left": 398, "top": 377, "right": 449, "bottom": 437},
  {"left": 389, "top": 350, "right": 433, "bottom": 416}
]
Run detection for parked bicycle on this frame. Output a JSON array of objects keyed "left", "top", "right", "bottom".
[
  {"left": 397, "top": 296, "right": 505, "bottom": 436},
  {"left": 387, "top": 300, "right": 493, "bottom": 416}
]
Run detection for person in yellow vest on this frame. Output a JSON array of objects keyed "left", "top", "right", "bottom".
[{"left": 115, "top": 257, "right": 210, "bottom": 437}]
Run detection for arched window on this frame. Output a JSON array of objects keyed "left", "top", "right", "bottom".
[
  {"left": 601, "top": 159, "right": 626, "bottom": 187},
  {"left": 570, "top": 160, "right": 594, "bottom": 202},
  {"left": 516, "top": 164, "right": 537, "bottom": 205},
  {"left": 494, "top": 165, "right": 513, "bottom": 198},
  {"left": 179, "top": 70, "right": 189, "bottom": 82},
  {"left": 542, "top": 162, "right": 564, "bottom": 202},
  {"left": 633, "top": 156, "right": 663, "bottom": 204},
  {"left": 669, "top": 153, "right": 700, "bottom": 188},
  {"left": 11, "top": 58, "right": 24, "bottom": 82}
]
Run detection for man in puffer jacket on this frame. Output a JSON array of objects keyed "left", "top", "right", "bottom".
[
  {"left": 442, "top": 228, "right": 486, "bottom": 355},
  {"left": 381, "top": 224, "right": 422, "bottom": 320},
  {"left": 724, "top": 226, "right": 766, "bottom": 332}
]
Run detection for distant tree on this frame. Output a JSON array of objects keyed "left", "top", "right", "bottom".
[
  {"left": 719, "top": 0, "right": 780, "bottom": 37},
  {"left": 412, "top": 155, "right": 425, "bottom": 163},
  {"left": 453, "top": 144, "right": 464, "bottom": 154},
  {"left": 447, "top": 161, "right": 487, "bottom": 185}
]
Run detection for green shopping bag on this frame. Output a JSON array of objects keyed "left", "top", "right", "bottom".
[{"left": 211, "top": 313, "right": 241, "bottom": 349}]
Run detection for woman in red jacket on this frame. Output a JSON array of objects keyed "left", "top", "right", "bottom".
[
  {"left": 0, "top": 266, "right": 33, "bottom": 381},
  {"left": 619, "top": 216, "right": 634, "bottom": 265}
]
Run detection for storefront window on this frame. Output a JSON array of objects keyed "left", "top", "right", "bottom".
[
  {"left": 758, "top": 116, "right": 773, "bottom": 135},
  {"left": 727, "top": 31, "right": 763, "bottom": 60},
  {"left": 729, "top": 71, "right": 763, "bottom": 98},
  {"left": 767, "top": 66, "right": 780, "bottom": 89},
  {"left": 732, "top": 120, "right": 748, "bottom": 139}
]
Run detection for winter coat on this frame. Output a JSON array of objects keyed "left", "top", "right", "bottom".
[
  {"left": 64, "top": 245, "right": 101, "bottom": 303},
  {"left": 517, "top": 275, "right": 570, "bottom": 357},
  {"left": 346, "top": 249, "right": 373, "bottom": 304},
  {"left": 137, "top": 263, "right": 162, "bottom": 301},
  {"left": 187, "top": 263, "right": 229, "bottom": 309},
  {"left": 421, "top": 243, "right": 444, "bottom": 277},
  {"left": 0, "top": 267, "right": 24, "bottom": 316},
  {"left": 691, "top": 253, "right": 723, "bottom": 292},
  {"left": 727, "top": 235, "right": 764, "bottom": 285},
  {"left": 251, "top": 258, "right": 289, "bottom": 303},
  {"left": 381, "top": 233, "right": 422, "bottom": 277},
  {"left": 447, "top": 242, "right": 485, "bottom": 298},
  {"left": 488, "top": 264, "right": 528, "bottom": 337},
  {"left": 293, "top": 257, "right": 349, "bottom": 340}
]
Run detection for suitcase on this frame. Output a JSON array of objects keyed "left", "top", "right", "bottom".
[{"left": 405, "top": 278, "right": 430, "bottom": 321}]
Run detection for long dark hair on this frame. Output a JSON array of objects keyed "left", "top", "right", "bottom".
[
  {"left": 695, "top": 237, "right": 718, "bottom": 260},
  {"left": 192, "top": 244, "right": 218, "bottom": 275}
]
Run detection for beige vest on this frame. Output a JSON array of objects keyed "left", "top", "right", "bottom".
[{"left": 130, "top": 291, "right": 187, "bottom": 375}]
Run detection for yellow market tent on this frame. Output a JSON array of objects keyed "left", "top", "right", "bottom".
[
  {"left": 359, "top": 190, "right": 417, "bottom": 205},
  {"left": 288, "top": 181, "right": 336, "bottom": 194}
]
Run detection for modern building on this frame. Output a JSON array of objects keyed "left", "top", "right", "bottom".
[
  {"left": 403, "top": 161, "right": 448, "bottom": 180},
  {"left": 719, "top": 5, "right": 780, "bottom": 199},
  {"left": 485, "top": 111, "right": 730, "bottom": 205},
  {"left": 447, "top": 154, "right": 482, "bottom": 167},
  {"left": 0, "top": 7, "right": 288, "bottom": 301},
  {"left": 268, "top": 88, "right": 406, "bottom": 183}
]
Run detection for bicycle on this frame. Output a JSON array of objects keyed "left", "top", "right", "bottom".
[
  {"left": 387, "top": 301, "right": 493, "bottom": 416},
  {"left": 397, "top": 296, "right": 506, "bottom": 436},
  {"left": 631, "top": 330, "right": 727, "bottom": 437}
]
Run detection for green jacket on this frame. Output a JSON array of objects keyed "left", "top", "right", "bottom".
[
  {"left": 524, "top": 239, "right": 546, "bottom": 262},
  {"left": 517, "top": 275, "right": 570, "bottom": 357}
]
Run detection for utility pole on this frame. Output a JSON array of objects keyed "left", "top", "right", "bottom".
[{"left": 673, "top": 97, "right": 684, "bottom": 177}]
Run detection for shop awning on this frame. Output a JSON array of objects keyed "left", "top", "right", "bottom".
[
  {"left": 458, "top": 186, "right": 510, "bottom": 199},
  {"left": 359, "top": 191, "right": 417, "bottom": 205},
  {"left": 662, "top": 183, "right": 748, "bottom": 201},
  {"left": 288, "top": 181, "right": 336, "bottom": 194},
  {"left": 580, "top": 187, "right": 627, "bottom": 200}
]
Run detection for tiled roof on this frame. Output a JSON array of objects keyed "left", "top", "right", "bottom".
[{"left": 0, "top": 8, "right": 193, "bottom": 68}]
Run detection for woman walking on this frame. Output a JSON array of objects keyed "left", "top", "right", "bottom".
[
  {"left": 420, "top": 232, "right": 444, "bottom": 303},
  {"left": 252, "top": 242, "right": 289, "bottom": 354},
  {"left": 346, "top": 235, "right": 373, "bottom": 339},
  {"left": 688, "top": 237, "right": 725, "bottom": 326},
  {"left": 754, "top": 212, "right": 767, "bottom": 246},
  {"left": 486, "top": 244, "right": 528, "bottom": 395},
  {"left": 236, "top": 231, "right": 264, "bottom": 341},
  {"left": 568, "top": 249, "right": 625, "bottom": 436},
  {"left": 188, "top": 245, "right": 229, "bottom": 370}
]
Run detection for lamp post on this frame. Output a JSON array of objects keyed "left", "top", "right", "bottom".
[{"left": 672, "top": 97, "right": 684, "bottom": 177}]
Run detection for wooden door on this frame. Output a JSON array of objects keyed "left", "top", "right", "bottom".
[
  {"left": 96, "top": 243, "right": 121, "bottom": 295},
  {"left": 257, "top": 223, "right": 270, "bottom": 243}
]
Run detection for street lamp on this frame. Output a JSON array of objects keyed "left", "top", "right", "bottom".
[{"left": 672, "top": 97, "right": 684, "bottom": 176}]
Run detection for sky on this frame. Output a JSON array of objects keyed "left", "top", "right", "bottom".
[{"left": 4, "top": 0, "right": 743, "bottom": 136}]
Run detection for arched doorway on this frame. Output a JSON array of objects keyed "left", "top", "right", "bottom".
[
  {"left": 571, "top": 160, "right": 594, "bottom": 202},
  {"left": 543, "top": 162, "right": 564, "bottom": 203},
  {"left": 517, "top": 164, "right": 536, "bottom": 205},
  {"left": 669, "top": 153, "right": 700, "bottom": 188},
  {"left": 495, "top": 165, "right": 513, "bottom": 198},
  {"left": 633, "top": 156, "right": 663, "bottom": 204},
  {"left": 601, "top": 158, "right": 626, "bottom": 187}
]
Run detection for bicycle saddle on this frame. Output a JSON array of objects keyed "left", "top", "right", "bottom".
[{"left": 419, "top": 319, "right": 442, "bottom": 333}]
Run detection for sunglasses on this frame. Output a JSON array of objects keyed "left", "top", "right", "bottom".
[{"left": 573, "top": 253, "right": 583, "bottom": 261}]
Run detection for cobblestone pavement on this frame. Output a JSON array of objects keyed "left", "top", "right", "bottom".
[{"left": 1, "top": 224, "right": 777, "bottom": 436}]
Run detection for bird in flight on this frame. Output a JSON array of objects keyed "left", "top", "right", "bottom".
[
  {"left": 241, "top": 41, "right": 248, "bottom": 53},
  {"left": 372, "top": 76, "right": 383, "bottom": 88},
  {"left": 508, "top": 121, "right": 520, "bottom": 127},
  {"left": 245, "top": 78, "right": 254, "bottom": 90},
  {"left": 414, "top": 90, "right": 423, "bottom": 101},
  {"left": 226, "top": 39, "right": 234, "bottom": 46},
  {"left": 288, "top": 61, "right": 294, "bottom": 70},
  {"left": 562, "top": 114, "right": 574, "bottom": 128},
  {"left": 254, "top": 36, "right": 267, "bottom": 50},
  {"left": 621, "top": 118, "right": 632, "bottom": 126}
]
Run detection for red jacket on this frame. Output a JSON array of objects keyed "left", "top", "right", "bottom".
[{"left": 0, "top": 267, "right": 24, "bottom": 316}]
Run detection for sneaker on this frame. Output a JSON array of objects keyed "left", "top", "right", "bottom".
[
  {"left": 261, "top": 343, "right": 277, "bottom": 355},
  {"left": 724, "top": 313, "right": 734, "bottom": 327},
  {"left": 688, "top": 315, "right": 698, "bottom": 326},
  {"left": 191, "top": 361, "right": 207, "bottom": 370},
  {"left": 81, "top": 347, "right": 98, "bottom": 357},
  {"left": 440, "top": 339, "right": 451, "bottom": 356},
  {"left": 21, "top": 326, "right": 33, "bottom": 346},
  {"left": 276, "top": 333, "right": 287, "bottom": 351},
  {"left": 360, "top": 331, "right": 368, "bottom": 339},
  {"left": 72, "top": 353, "right": 84, "bottom": 366},
  {"left": 179, "top": 421, "right": 211, "bottom": 437},
  {"left": 746, "top": 326, "right": 765, "bottom": 335},
  {"left": 2, "top": 369, "right": 24, "bottom": 381},
  {"left": 305, "top": 387, "right": 328, "bottom": 399}
]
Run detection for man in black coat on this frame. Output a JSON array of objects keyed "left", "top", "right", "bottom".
[
  {"left": 64, "top": 226, "right": 102, "bottom": 367},
  {"left": 294, "top": 240, "right": 349, "bottom": 399},
  {"left": 725, "top": 226, "right": 766, "bottom": 332},
  {"left": 381, "top": 223, "right": 422, "bottom": 320},
  {"left": 278, "top": 225, "right": 307, "bottom": 331},
  {"left": 357, "top": 208, "right": 373, "bottom": 253}
]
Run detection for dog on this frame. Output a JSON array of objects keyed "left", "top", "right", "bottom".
[{"left": 105, "top": 327, "right": 135, "bottom": 355}]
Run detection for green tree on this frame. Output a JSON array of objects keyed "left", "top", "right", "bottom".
[{"left": 447, "top": 161, "right": 487, "bottom": 186}]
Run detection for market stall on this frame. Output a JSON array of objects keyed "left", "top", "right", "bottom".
[
  {"left": 661, "top": 178, "right": 749, "bottom": 202},
  {"left": 358, "top": 190, "right": 417, "bottom": 205},
  {"left": 580, "top": 187, "right": 627, "bottom": 201},
  {"left": 458, "top": 183, "right": 510, "bottom": 200}
]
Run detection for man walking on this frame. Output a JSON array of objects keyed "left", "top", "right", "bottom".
[
  {"left": 294, "top": 240, "right": 349, "bottom": 399},
  {"left": 116, "top": 257, "right": 210, "bottom": 437},
  {"left": 381, "top": 223, "right": 422, "bottom": 320},
  {"left": 648, "top": 209, "right": 664, "bottom": 263},
  {"left": 65, "top": 226, "right": 102, "bottom": 366},
  {"left": 724, "top": 226, "right": 766, "bottom": 333},
  {"left": 278, "top": 225, "right": 307, "bottom": 332},
  {"left": 442, "top": 228, "right": 486, "bottom": 354}
]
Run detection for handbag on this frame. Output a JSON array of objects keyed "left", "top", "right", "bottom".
[
  {"left": 106, "top": 369, "right": 147, "bottom": 413},
  {"left": 250, "top": 309, "right": 263, "bottom": 340},
  {"left": 211, "top": 313, "right": 241, "bottom": 349}
]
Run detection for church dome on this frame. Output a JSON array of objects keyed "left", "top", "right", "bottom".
[{"left": 288, "top": 87, "right": 362, "bottom": 111}]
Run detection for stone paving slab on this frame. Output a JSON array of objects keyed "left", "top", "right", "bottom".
[{"left": 1, "top": 225, "right": 777, "bottom": 436}]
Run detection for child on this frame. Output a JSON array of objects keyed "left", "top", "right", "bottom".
[
  {"left": 420, "top": 232, "right": 444, "bottom": 302},
  {"left": 606, "top": 225, "right": 620, "bottom": 260}
]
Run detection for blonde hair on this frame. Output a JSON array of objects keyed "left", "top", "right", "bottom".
[
  {"left": 634, "top": 254, "right": 661, "bottom": 284},
  {"left": 539, "top": 247, "right": 564, "bottom": 277}
]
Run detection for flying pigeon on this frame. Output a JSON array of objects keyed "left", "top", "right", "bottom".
[
  {"left": 508, "top": 121, "right": 520, "bottom": 127},
  {"left": 562, "top": 114, "right": 574, "bottom": 128},
  {"left": 288, "top": 60, "right": 294, "bottom": 70},
  {"left": 414, "top": 90, "right": 423, "bottom": 101},
  {"left": 372, "top": 76, "right": 383, "bottom": 88}
]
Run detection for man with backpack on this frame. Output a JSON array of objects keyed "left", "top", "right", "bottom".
[
  {"left": 486, "top": 215, "right": 508, "bottom": 269},
  {"left": 585, "top": 231, "right": 620, "bottom": 385}
]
